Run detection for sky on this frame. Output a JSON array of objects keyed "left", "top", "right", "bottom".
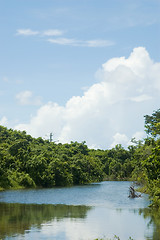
[{"left": 0, "top": 0, "right": 160, "bottom": 149}]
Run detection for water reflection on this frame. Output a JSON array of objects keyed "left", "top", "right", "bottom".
[
  {"left": 0, "top": 202, "right": 92, "bottom": 239},
  {"left": 0, "top": 182, "right": 159, "bottom": 240},
  {"left": 139, "top": 208, "right": 160, "bottom": 240},
  {"left": 0, "top": 202, "right": 157, "bottom": 240}
]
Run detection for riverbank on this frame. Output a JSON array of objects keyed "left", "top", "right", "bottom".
[
  {"left": 0, "top": 108, "right": 160, "bottom": 209},
  {"left": 0, "top": 181, "right": 154, "bottom": 239}
]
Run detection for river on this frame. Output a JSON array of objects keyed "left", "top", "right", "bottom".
[{"left": 0, "top": 181, "right": 159, "bottom": 240}]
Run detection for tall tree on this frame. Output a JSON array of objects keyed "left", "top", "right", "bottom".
[{"left": 144, "top": 109, "right": 160, "bottom": 137}]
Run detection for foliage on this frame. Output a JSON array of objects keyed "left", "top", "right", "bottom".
[
  {"left": 144, "top": 109, "right": 160, "bottom": 137},
  {"left": 0, "top": 108, "right": 160, "bottom": 210},
  {"left": 0, "top": 127, "right": 105, "bottom": 188},
  {"left": 0, "top": 125, "right": 135, "bottom": 189},
  {"left": 131, "top": 109, "right": 160, "bottom": 209}
]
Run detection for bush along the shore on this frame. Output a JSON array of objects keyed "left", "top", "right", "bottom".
[
  {"left": 0, "top": 109, "right": 160, "bottom": 210},
  {"left": 0, "top": 125, "right": 135, "bottom": 189}
]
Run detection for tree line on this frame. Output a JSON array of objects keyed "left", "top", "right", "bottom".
[{"left": 0, "top": 109, "right": 160, "bottom": 208}]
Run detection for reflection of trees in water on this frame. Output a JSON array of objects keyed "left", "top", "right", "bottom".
[
  {"left": 115, "top": 208, "right": 159, "bottom": 240},
  {"left": 139, "top": 208, "right": 160, "bottom": 240},
  {"left": 0, "top": 203, "right": 92, "bottom": 239}
]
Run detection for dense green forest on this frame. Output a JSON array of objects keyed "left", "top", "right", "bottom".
[{"left": 0, "top": 109, "right": 160, "bottom": 208}]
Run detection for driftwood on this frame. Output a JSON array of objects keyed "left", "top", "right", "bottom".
[{"left": 128, "top": 186, "right": 141, "bottom": 198}]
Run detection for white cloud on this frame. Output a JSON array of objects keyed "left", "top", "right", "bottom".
[
  {"left": 16, "top": 28, "right": 114, "bottom": 48},
  {"left": 15, "top": 102, "right": 64, "bottom": 138},
  {"left": 16, "top": 28, "right": 63, "bottom": 37},
  {"left": 86, "top": 40, "right": 114, "bottom": 47},
  {"left": 2, "top": 76, "right": 9, "bottom": 82},
  {"left": 132, "top": 131, "right": 145, "bottom": 140},
  {"left": 48, "top": 38, "right": 114, "bottom": 47},
  {"left": 0, "top": 116, "right": 8, "bottom": 126},
  {"left": 16, "top": 29, "right": 39, "bottom": 36},
  {"left": 48, "top": 38, "right": 77, "bottom": 46},
  {"left": 131, "top": 94, "right": 152, "bottom": 102},
  {"left": 110, "top": 133, "right": 129, "bottom": 148},
  {"left": 16, "top": 90, "right": 42, "bottom": 106},
  {"left": 15, "top": 47, "right": 160, "bottom": 148},
  {"left": 128, "top": 131, "right": 146, "bottom": 146},
  {"left": 43, "top": 29, "right": 63, "bottom": 36}
]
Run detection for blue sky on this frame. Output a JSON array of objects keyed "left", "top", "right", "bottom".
[{"left": 0, "top": 0, "right": 160, "bottom": 148}]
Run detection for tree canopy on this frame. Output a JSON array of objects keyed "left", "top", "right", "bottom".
[
  {"left": 145, "top": 109, "right": 160, "bottom": 137},
  {"left": 0, "top": 108, "right": 160, "bottom": 209}
]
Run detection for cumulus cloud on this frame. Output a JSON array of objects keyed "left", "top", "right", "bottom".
[
  {"left": 110, "top": 133, "right": 129, "bottom": 148},
  {"left": 127, "top": 131, "right": 146, "bottom": 146},
  {"left": 15, "top": 47, "right": 160, "bottom": 148},
  {"left": 16, "top": 90, "right": 42, "bottom": 106},
  {"left": 131, "top": 94, "right": 152, "bottom": 102},
  {"left": 0, "top": 116, "right": 8, "bottom": 126}
]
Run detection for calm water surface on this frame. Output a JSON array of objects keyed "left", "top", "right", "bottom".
[{"left": 0, "top": 181, "right": 159, "bottom": 240}]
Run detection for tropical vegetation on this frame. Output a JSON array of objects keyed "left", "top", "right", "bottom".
[{"left": 0, "top": 109, "right": 160, "bottom": 209}]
